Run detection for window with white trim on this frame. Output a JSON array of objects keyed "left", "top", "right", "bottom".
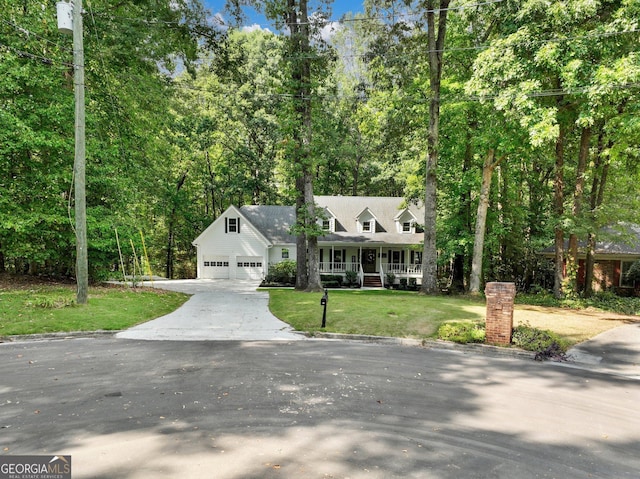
[
  {"left": 402, "top": 221, "right": 412, "bottom": 233},
  {"left": 362, "top": 220, "right": 373, "bottom": 232},
  {"left": 282, "top": 248, "right": 289, "bottom": 259}
]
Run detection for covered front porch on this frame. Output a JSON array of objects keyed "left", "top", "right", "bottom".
[{"left": 318, "top": 244, "right": 422, "bottom": 288}]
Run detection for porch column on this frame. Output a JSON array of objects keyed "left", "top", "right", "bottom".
[{"left": 331, "top": 245, "right": 335, "bottom": 273}]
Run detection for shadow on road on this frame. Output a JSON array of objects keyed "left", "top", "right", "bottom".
[{"left": 1, "top": 339, "right": 639, "bottom": 478}]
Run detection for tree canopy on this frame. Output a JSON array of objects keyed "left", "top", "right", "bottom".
[{"left": 1, "top": 0, "right": 638, "bottom": 296}]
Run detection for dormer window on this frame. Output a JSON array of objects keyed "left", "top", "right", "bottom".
[
  {"left": 395, "top": 209, "right": 418, "bottom": 234},
  {"left": 356, "top": 207, "right": 378, "bottom": 234},
  {"left": 319, "top": 208, "right": 337, "bottom": 233},
  {"left": 225, "top": 217, "right": 240, "bottom": 234}
]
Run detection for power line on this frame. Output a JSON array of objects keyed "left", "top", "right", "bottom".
[
  {"left": 91, "top": 0, "right": 505, "bottom": 31},
  {"left": 0, "top": 41, "right": 72, "bottom": 67},
  {"left": 172, "top": 80, "right": 640, "bottom": 104},
  {"left": 0, "top": 18, "right": 71, "bottom": 52}
]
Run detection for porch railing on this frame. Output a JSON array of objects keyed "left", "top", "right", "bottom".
[
  {"left": 319, "top": 262, "right": 359, "bottom": 273},
  {"left": 319, "top": 262, "right": 423, "bottom": 276},
  {"left": 381, "top": 263, "right": 423, "bottom": 276}
]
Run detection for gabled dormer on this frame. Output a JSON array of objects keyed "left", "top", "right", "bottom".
[
  {"left": 356, "top": 207, "right": 378, "bottom": 234},
  {"left": 394, "top": 209, "right": 418, "bottom": 234},
  {"left": 318, "top": 207, "right": 337, "bottom": 233}
]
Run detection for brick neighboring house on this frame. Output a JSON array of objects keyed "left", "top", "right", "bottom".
[
  {"left": 192, "top": 196, "right": 425, "bottom": 287},
  {"left": 543, "top": 224, "right": 640, "bottom": 295}
]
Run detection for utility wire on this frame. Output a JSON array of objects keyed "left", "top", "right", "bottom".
[
  {"left": 92, "top": 0, "right": 506, "bottom": 29},
  {"left": 0, "top": 41, "right": 72, "bottom": 67},
  {"left": 173, "top": 81, "right": 640, "bottom": 104},
  {"left": 0, "top": 18, "right": 72, "bottom": 52}
]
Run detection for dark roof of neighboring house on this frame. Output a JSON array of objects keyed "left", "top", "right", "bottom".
[
  {"left": 541, "top": 224, "right": 640, "bottom": 257},
  {"left": 240, "top": 196, "right": 425, "bottom": 246}
]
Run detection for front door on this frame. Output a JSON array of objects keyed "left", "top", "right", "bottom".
[{"left": 362, "top": 249, "right": 377, "bottom": 273}]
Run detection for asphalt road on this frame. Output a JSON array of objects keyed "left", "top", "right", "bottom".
[{"left": 1, "top": 338, "right": 639, "bottom": 479}]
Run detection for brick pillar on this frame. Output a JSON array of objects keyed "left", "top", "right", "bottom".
[{"left": 485, "top": 282, "right": 516, "bottom": 345}]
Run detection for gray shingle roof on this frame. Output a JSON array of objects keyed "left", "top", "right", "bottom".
[
  {"left": 240, "top": 205, "right": 296, "bottom": 244},
  {"left": 241, "top": 196, "right": 425, "bottom": 246},
  {"left": 541, "top": 224, "right": 640, "bottom": 256}
]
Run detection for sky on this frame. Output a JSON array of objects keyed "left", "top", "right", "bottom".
[{"left": 203, "top": 1, "right": 366, "bottom": 30}]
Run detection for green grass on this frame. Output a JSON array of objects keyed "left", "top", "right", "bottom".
[
  {"left": 268, "top": 289, "right": 486, "bottom": 339},
  {"left": 268, "top": 288, "right": 639, "bottom": 345},
  {"left": 0, "top": 285, "right": 189, "bottom": 337}
]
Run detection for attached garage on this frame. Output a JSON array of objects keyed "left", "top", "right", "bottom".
[
  {"left": 202, "top": 256, "right": 230, "bottom": 279},
  {"left": 193, "top": 205, "right": 284, "bottom": 281},
  {"left": 236, "top": 256, "right": 264, "bottom": 280}
]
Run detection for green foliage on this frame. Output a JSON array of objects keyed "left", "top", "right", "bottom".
[
  {"left": 626, "top": 260, "right": 640, "bottom": 284},
  {"left": 25, "top": 296, "right": 75, "bottom": 310},
  {"left": 321, "top": 275, "right": 343, "bottom": 288},
  {"left": 437, "top": 322, "right": 486, "bottom": 344},
  {"left": 517, "top": 292, "right": 640, "bottom": 316},
  {"left": 265, "top": 260, "right": 297, "bottom": 284},
  {"left": 344, "top": 270, "right": 359, "bottom": 287},
  {"left": 512, "top": 323, "right": 569, "bottom": 360}
]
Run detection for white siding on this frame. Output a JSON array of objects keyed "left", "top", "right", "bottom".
[{"left": 195, "top": 209, "right": 270, "bottom": 280}]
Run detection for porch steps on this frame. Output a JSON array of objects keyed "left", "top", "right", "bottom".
[{"left": 362, "top": 276, "right": 383, "bottom": 288}]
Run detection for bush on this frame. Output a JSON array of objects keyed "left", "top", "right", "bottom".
[
  {"left": 321, "top": 275, "right": 343, "bottom": 287},
  {"left": 626, "top": 260, "right": 640, "bottom": 284},
  {"left": 437, "top": 322, "right": 485, "bottom": 344},
  {"left": 512, "top": 323, "right": 569, "bottom": 361},
  {"left": 265, "top": 260, "right": 296, "bottom": 285},
  {"left": 385, "top": 272, "right": 396, "bottom": 288},
  {"left": 344, "top": 270, "right": 358, "bottom": 287}
]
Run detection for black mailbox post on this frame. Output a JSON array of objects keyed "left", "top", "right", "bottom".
[{"left": 320, "top": 289, "right": 328, "bottom": 328}]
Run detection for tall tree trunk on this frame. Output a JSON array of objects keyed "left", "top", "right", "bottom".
[
  {"left": 299, "top": 0, "right": 322, "bottom": 292},
  {"left": 287, "top": 0, "right": 319, "bottom": 291},
  {"left": 553, "top": 122, "right": 566, "bottom": 299},
  {"left": 420, "top": 0, "right": 450, "bottom": 295},
  {"left": 568, "top": 127, "right": 591, "bottom": 293},
  {"left": 584, "top": 131, "right": 610, "bottom": 297},
  {"left": 451, "top": 119, "right": 475, "bottom": 292},
  {"left": 165, "top": 170, "right": 188, "bottom": 279},
  {"left": 470, "top": 150, "right": 504, "bottom": 294}
]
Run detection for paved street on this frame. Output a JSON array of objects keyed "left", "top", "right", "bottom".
[{"left": 1, "top": 338, "right": 639, "bottom": 479}]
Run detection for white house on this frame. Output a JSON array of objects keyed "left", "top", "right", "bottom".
[{"left": 192, "top": 196, "right": 425, "bottom": 287}]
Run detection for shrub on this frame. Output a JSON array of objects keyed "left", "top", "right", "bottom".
[
  {"left": 626, "top": 260, "right": 640, "bottom": 284},
  {"left": 385, "top": 272, "right": 396, "bottom": 288},
  {"left": 437, "top": 322, "right": 485, "bottom": 344},
  {"left": 25, "top": 296, "right": 75, "bottom": 309},
  {"left": 512, "top": 323, "right": 569, "bottom": 361},
  {"left": 265, "top": 260, "right": 296, "bottom": 284},
  {"left": 344, "top": 270, "right": 358, "bottom": 287},
  {"left": 321, "top": 275, "right": 343, "bottom": 287}
]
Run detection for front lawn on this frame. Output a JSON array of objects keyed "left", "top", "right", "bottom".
[
  {"left": 268, "top": 289, "right": 636, "bottom": 345},
  {"left": 0, "top": 283, "right": 189, "bottom": 337}
]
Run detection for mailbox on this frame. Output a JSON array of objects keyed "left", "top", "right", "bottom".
[{"left": 320, "top": 289, "right": 328, "bottom": 328}]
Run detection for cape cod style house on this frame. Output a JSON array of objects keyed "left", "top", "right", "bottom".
[{"left": 192, "top": 196, "right": 425, "bottom": 287}]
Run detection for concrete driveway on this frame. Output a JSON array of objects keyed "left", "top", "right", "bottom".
[
  {"left": 116, "top": 279, "right": 303, "bottom": 341},
  {"left": 566, "top": 321, "right": 640, "bottom": 379}
]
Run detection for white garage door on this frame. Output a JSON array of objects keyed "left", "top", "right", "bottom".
[
  {"left": 236, "top": 256, "right": 264, "bottom": 280},
  {"left": 203, "top": 256, "right": 230, "bottom": 279}
]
